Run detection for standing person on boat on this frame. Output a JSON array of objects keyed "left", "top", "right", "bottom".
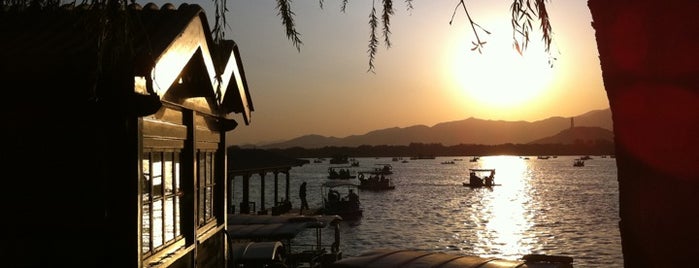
[
  {"left": 347, "top": 189, "right": 359, "bottom": 204},
  {"left": 470, "top": 171, "right": 483, "bottom": 186},
  {"left": 484, "top": 174, "right": 493, "bottom": 187},
  {"left": 299, "top": 181, "right": 309, "bottom": 213}
]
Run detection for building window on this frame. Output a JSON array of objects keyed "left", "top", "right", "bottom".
[
  {"left": 197, "top": 150, "right": 216, "bottom": 227},
  {"left": 142, "top": 150, "right": 182, "bottom": 256}
]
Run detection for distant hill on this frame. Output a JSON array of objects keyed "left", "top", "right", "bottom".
[
  {"left": 528, "top": 126, "right": 614, "bottom": 145},
  {"left": 261, "top": 108, "right": 613, "bottom": 149}
]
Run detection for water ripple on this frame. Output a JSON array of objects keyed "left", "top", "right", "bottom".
[{"left": 231, "top": 155, "right": 622, "bottom": 267}]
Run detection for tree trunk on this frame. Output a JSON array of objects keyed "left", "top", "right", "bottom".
[{"left": 588, "top": 0, "right": 699, "bottom": 266}]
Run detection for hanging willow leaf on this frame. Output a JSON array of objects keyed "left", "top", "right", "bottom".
[
  {"left": 381, "top": 0, "right": 394, "bottom": 48},
  {"left": 341, "top": 0, "right": 349, "bottom": 12},
  {"left": 276, "top": 0, "right": 303, "bottom": 51},
  {"left": 367, "top": 5, "right": 379, "bottom": 73}
]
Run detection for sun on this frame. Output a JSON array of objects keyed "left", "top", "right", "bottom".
[{"left": 450, "top": 34, "right": 554, "bottom": 109}]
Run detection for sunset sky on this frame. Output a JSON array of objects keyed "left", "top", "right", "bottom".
[{"left": 158, "top": 1, "right": 609, "bottom": 145}]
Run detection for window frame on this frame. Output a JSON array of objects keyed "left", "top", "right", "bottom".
[{"left": 141, "top": 149, "right": 185, "bottom": 259}]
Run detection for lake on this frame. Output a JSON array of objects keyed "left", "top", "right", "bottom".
[{"left": 231, "top": 155, "right": 623, "bottom": 267}]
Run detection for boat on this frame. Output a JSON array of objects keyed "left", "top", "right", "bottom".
[
  {"left": 373, "top": 164, "right": 393, "bottom": 175},
  {"left": 327, "top": 166, "right": 357, "bottom": 180},
  {"left": 469, "top": 156, "right": 480, "bottom": 162},
  {"left": 441, "top": 160, "right": 455, "bottom": 164},
  {"left": 462, "top": 168, "right": 499, "bottom": 187},
  {"left": 331, "top": 249, "right": 574, "bottom": 268},
  {"left": 317, "top": 181, "right": 363, "bottom": 221},
  {"left": 329, "top": 155, "right": 350, "bottom": 164},
  {"left": 574, "top": 158, "right": 585, "bottom": 167},
  {"left": 227, "top": 214, "right": 344, "bottom": 268},
  {"left": 357, "top": 171, "right": 396, "bottom": 191}
]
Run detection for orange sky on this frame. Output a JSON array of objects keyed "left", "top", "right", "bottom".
[{"left": 157, "top": 1, "right": 609, "bottom": 146}]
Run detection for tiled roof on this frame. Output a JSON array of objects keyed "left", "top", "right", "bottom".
[{"left": 0, "top": 2, "right": 252, "bottom": 120}]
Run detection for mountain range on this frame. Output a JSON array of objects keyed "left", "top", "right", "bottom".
[{"left": 259, "top": 108, "right": 613, "bottom": 149}]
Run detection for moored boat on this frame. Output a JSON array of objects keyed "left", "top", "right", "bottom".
[
  {"left": 331, "top": 249, "right": 574, "bottom": 268},
  {"left": 227, "top": 214, "right": 344, "bottom": 268}
]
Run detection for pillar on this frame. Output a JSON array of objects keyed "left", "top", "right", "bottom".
[
  {"left": 259, "top": 172, "right": 266, "bottom": 212},
  {"left": 274, "top": 171, "right": 279, "bottom": 204},
  {"left": 241, "top": 174, "right": 250, "bottom": 214}
]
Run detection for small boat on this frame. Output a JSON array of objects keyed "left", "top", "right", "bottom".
[
  {"left": 317, "top": 181, "right": 363, "bottom": 221},
  {"left": 373, "top": 164, "right": 393, "bottom": 175},
  {"left": 329, "top": 155, "right": 350, "bottom": 164},
  {"left": 227, "top": 214, "right": 344, "bottom": 268},
  {"left": 469, "top": 156, "right": 480, "bottom": 162},
  {"left": 573, "top": 158, "right": 585, "bottom": 167},
  {"left": 441, "top": 160, "right": 456, "bottom": 164},
  {"left": 327, "top": 166, "right": 356, "bottom": 180},
  {"left": 463, "top": 168, "right": 499, "bottom": 187},
  {"left": 357, "top": 171, "right": 396, "bottom": 191}
]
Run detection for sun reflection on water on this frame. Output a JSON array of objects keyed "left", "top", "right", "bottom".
[{"left": 473, "top": 155, "right": 535, "bottom": 258}]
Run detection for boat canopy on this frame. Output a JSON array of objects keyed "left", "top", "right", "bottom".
[
  {"left": 322, "top": 181, "right": 360, "bottom": 189},
  {"left": 227, "top": 223, "right": 308, "bottom": 240},
  {"left": 331, "top": 249, "right": 573, "bottom": 268},
  {"left": 469, "top": 168, "right": 495, "bottom": 172},
  {"left": 227, "top": 214, "right": 342, "bottom": 240},
  {"left": 329, "top": 166, "right": 354, "bottom": 170}
]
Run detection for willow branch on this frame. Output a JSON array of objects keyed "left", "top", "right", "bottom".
[
  {"left": 367, "top": 2, "right": 379, "bottom": 73},
  {"left": 451, "top": 0, "right": 489, "bottom": 53},
  {"left": 381, "top": 0, "right": 394, "bottom": 48},
  {"left": 510, "top": 0, "right": 553, "bottom": 56},
  {"left": 276, "top": 0, "right": 303, "bottom": 51}
]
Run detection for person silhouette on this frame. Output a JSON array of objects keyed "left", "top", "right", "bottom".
[
  {"left": 299, "top": 181, "right": 309, "bottom": 212},
  {"left": 347, "top": 189, "right": 359, "bottom": 203}
]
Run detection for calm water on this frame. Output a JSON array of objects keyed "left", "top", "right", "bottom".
[{"left": 231, "top": 155, "right": 623, "bottom": 267}]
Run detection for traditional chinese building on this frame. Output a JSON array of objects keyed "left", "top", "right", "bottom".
[{"left": 0, "top": 2, "right": 252, "bottom": 268}]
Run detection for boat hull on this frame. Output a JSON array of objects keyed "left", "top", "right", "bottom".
[{"left": 462, "top": 182, "right": 501, "bottom": 187}]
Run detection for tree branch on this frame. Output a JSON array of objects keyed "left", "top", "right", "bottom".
[{"left": 276, "top": 0, "right": 303, "bottom": 52}]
